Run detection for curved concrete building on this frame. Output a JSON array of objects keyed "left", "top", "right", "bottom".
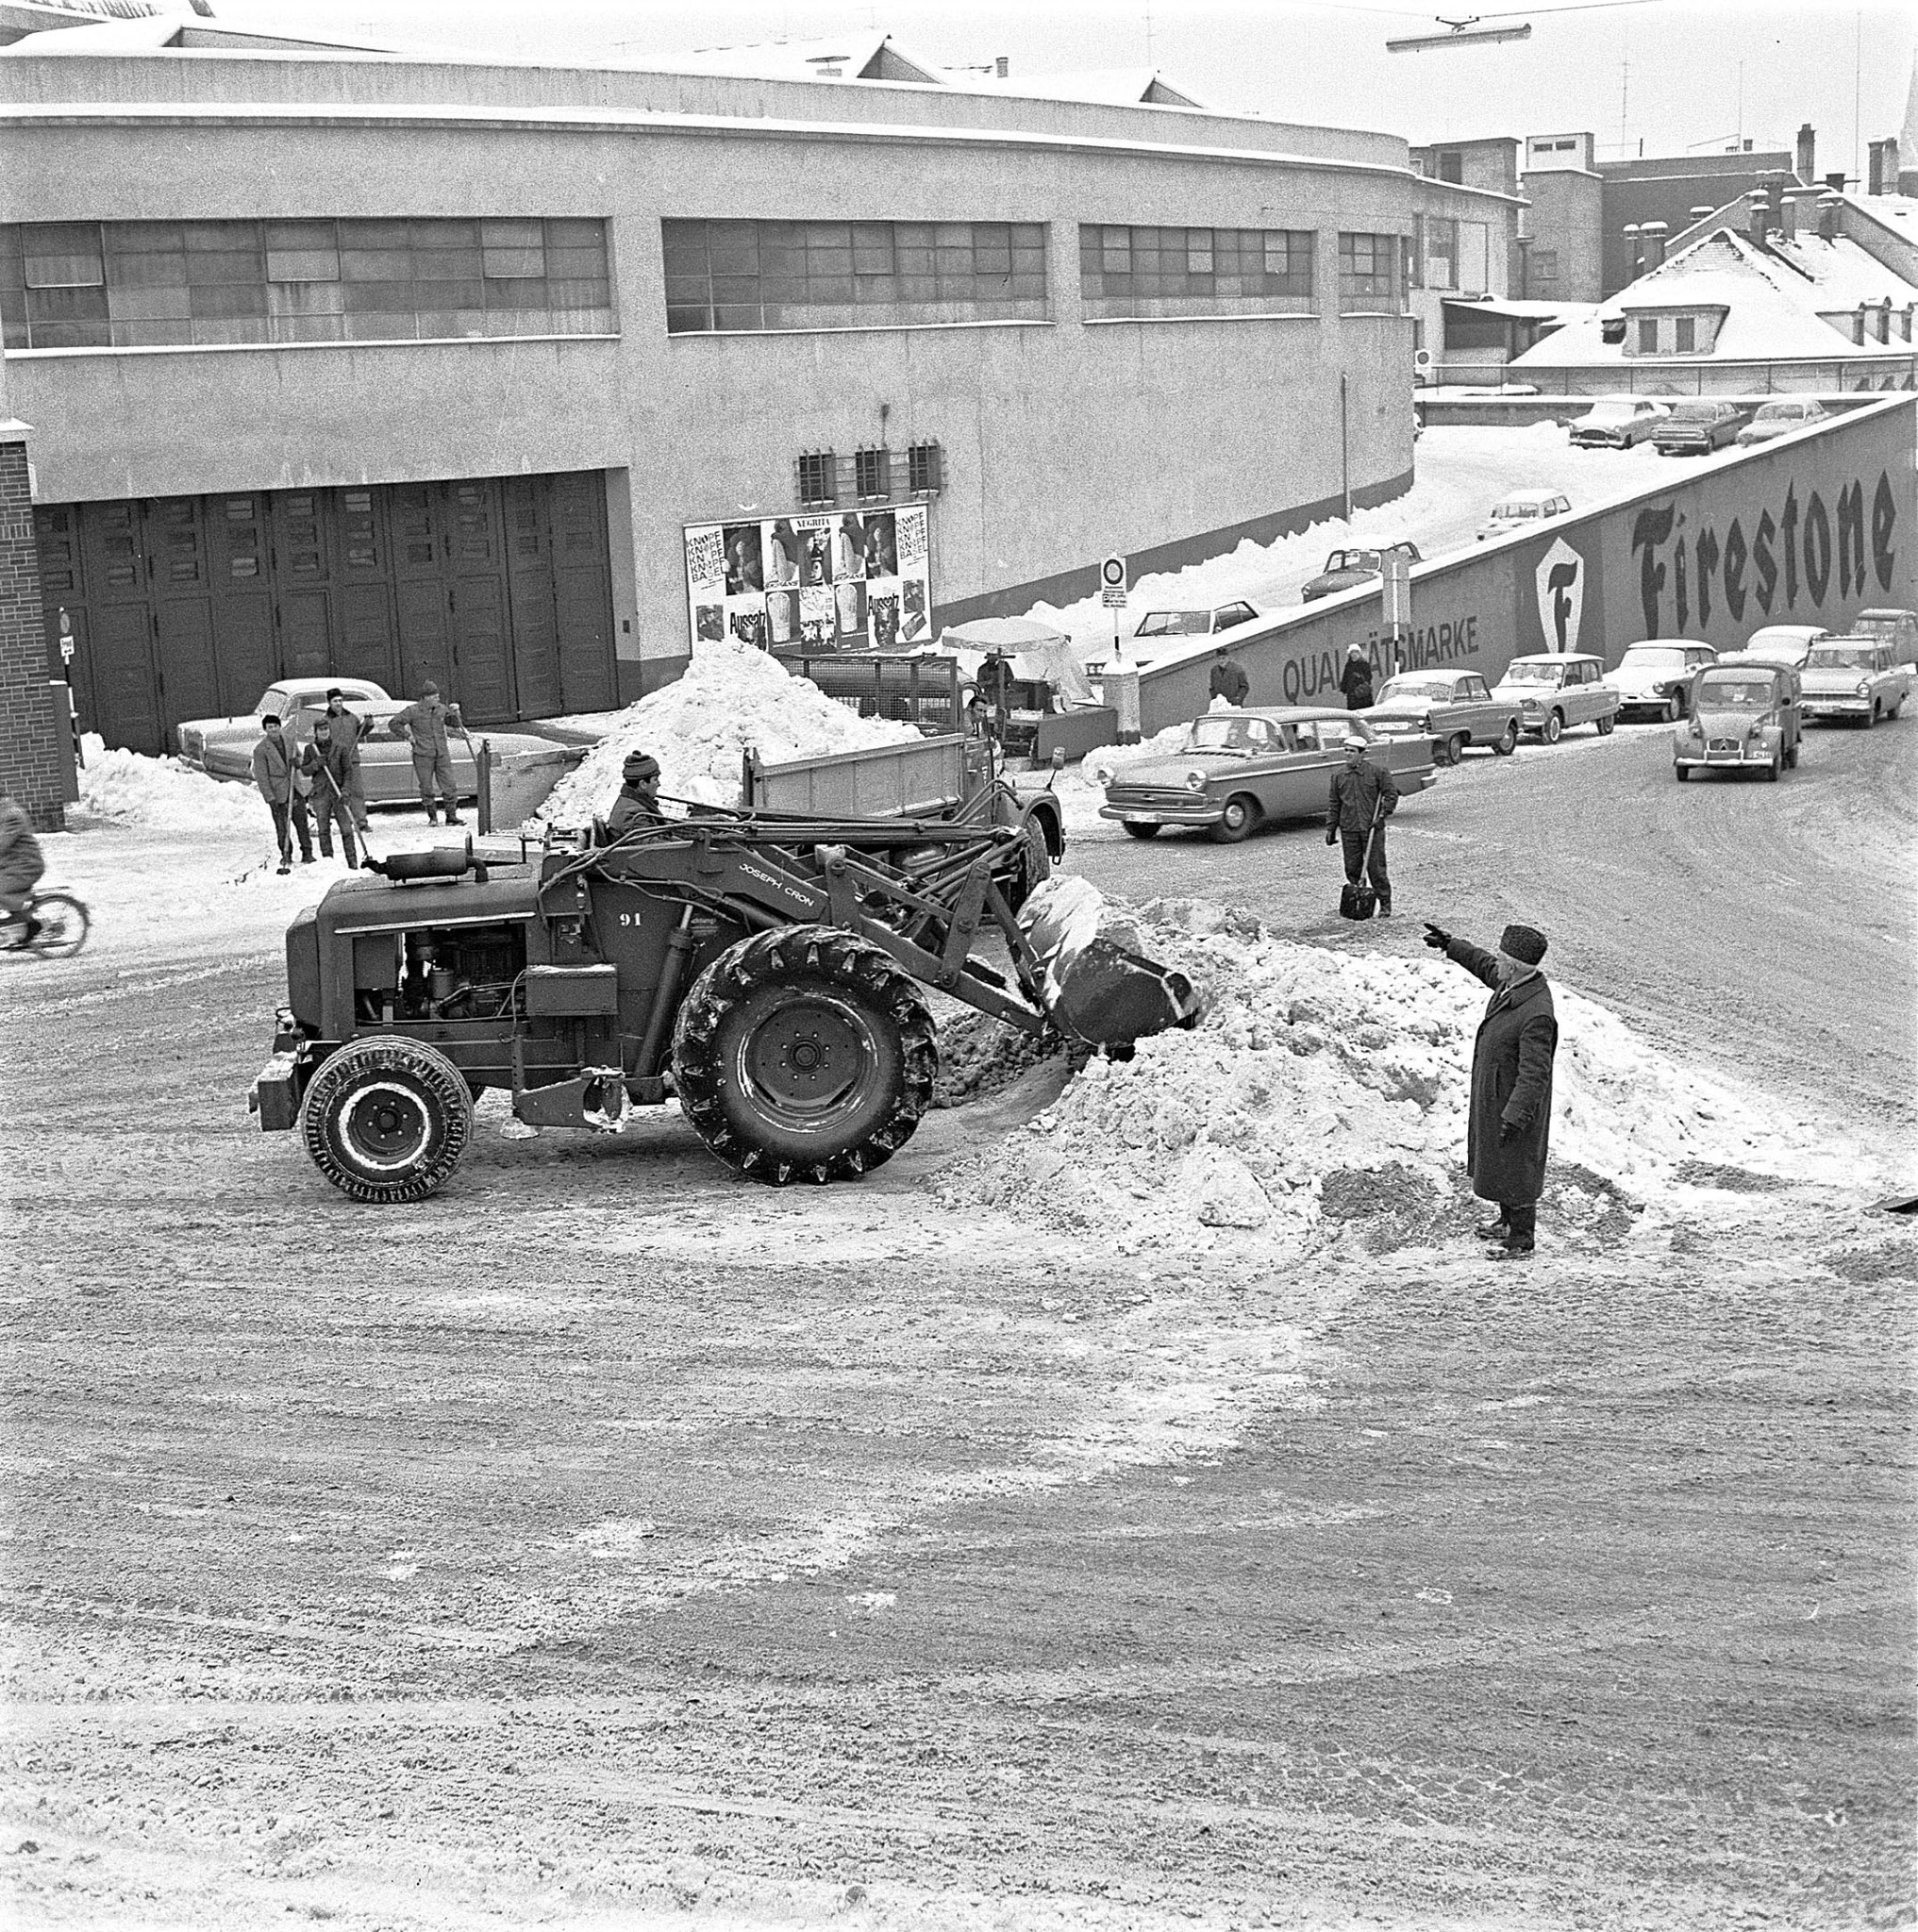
[{"left": 0, "top": 17, "right": 1516, "bottom": 754}]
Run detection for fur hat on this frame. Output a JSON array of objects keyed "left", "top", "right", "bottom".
[{"left": 1499, "top": 924, "right": 1548, "bottom": 966}]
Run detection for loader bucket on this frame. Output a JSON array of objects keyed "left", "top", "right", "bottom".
[{"left": 1016, "top": 877, "right": 1200, "bottom": 1049}]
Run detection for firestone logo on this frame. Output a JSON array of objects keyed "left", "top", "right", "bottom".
[{"left": 1534, "top": 537, "right": 1585, "bottom": 655}]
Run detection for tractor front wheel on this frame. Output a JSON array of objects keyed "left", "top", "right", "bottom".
[
  {"left": 671, "top": 927, "right": 936, "bottom": 1185},
  {"left": 301, "top": 1036, "right": 473, "bottom": 1204}
]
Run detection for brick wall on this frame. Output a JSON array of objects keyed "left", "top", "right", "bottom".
[{"left": 0, "top": 435, "right": 68, "bottom": 832}]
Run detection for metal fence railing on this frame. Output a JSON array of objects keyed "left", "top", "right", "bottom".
[{"left": 1421, "top": 357, "right": 1918, "bottom": 399}]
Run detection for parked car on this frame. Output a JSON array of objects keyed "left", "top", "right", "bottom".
[
  {"left": 1364, "top": 670, "right": 1520, "bottom": 763},
  {"left": 1097, "top": 708, "right": 1438, "bottom": 843},
  {"left": 1851, "top": 608, "right": 1918, "bottom": 666},
  {"left": 1133, "top": 602, "right": 1259, "bottom": 641},
  {"left": 1735, "top": 397, "right": 1831, "bottom": 446},
  {"left": 1568, "top": 396, "right": 1671, "bottom": 448},
  {"left": 1300, "top": 541, "right": 1422, "bottom": 604},
  {"left": 1489, "top": 654, "right": 1621, "bottom": 743},
  {"left": 1798, "top": 637, "right": 1913, "bottom": 725},
  {"left": 1651, "top": 401, "right": 1749, "bottom": 455},
  {"left": 176, "top": 677, "right": 481, "bottom": 804},
  {"left": 1733, "top": 625, "right": 1831, "bottom": 669},
  {"left": 1476, "top": 491, "right": 1573, "bottom": 541},
  {"left": 1610, "top": 640, "right": 1719, "bottom": 720},
  {"left": 1674, "top": 662, "right": 1802, "bottom": 781}
]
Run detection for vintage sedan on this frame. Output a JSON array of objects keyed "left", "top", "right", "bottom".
[
  {"left": 1490, "top": 654, "right": 1621, "bottom": 742},
  {"left": 1476, "top": 490, "right": 1572, "bottom": 541},
  {"left": 1133, "top": 601, "right": 1259, "bottom": 641},
  {"left": 1098, "top": 708, "right": 1438, "bottom": 843},
  {"left": 1851, "top": 608, "right": 1918, "bottom": 666},
  {"left": 175, "top": 677, "right": 481, "bottom": 805},
  {"left": 1798, "top": 638, "right": 1913, "bottom": 726},
  {"left": 1611, "top": 640, "right": 1719, "bottom": 720},
  {"left": 1651, "top": 401, "right": 1749, "bottom": 456},
  {"left": 1300, "top": 541, "right": 1423, "bottom": 603},
  {"left": 1364, "top": 670, "right": 1520, "bottom": 764},
  {"left": 1735, "top": 397, "right": 1830, "bottom": 446},
  {"left": 1568, "top": 396, "right": 1670, "bottom": 448},
  {"left": 1674, "top": 662, "right": 1802, "bottom": 780},
  {"left": 1735, "top": 624, "right": 1832, "bottom": 669}
]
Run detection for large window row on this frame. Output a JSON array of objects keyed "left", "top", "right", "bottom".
[
  {"left": 1079, "top": 225, "right": 1317, "bottom": 319},
  {"left": 0, "top": 217, "right": 614, "bottom": 350},
  {"left": 662, "top": 220, "right": 1047, "bottom": 333}
]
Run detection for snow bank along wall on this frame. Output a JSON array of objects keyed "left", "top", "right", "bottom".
[
  {"left": 1135, "top": 394, "right": 1918, "bottom": 732},
  {"left": 0, "top": 42, "right": 1511, "bottom": 754}
]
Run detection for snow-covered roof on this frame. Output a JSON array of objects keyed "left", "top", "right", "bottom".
[
  {"left": 1516, "top": 226, "right": 1918, "bottom": 369},
  {"left": 972, "top": 67, "right": 1206, "bottom": 110},
  {"left": 676, "top": 32, "right": 947, "bottom": 88},
  {"left": 1771, "top": 226, "right": 1918, "bottom": 308},
  {"left": 1441, "top": 294, "right": 1598, "bottom": 324}
]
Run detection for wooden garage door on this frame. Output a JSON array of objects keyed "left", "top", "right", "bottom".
[{"left": 35, "top": 471, "right": 619, "bottom": 753}]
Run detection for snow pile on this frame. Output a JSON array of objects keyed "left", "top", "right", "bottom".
[
  {"left": 938, "top": 904, "right": 1862, "bottom": 1259},
  {"left": 1082, "top": 720, "right": 1200, "bottom": 789},
  {"left": 72, "top": 732, "right": 263, "bottom": 837},
  {"left": 535, "top": 639, "right": 919, "bottom": 825}
]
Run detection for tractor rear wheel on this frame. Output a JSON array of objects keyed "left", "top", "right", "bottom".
[
  {"left": 301, "top": 1036, "right": 473, "bottom": 1204},
  {"left": 671, "top": 926, "right": 936, "bottom": 1185}
]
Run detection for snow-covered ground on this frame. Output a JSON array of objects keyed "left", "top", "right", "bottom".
[{"left": 1028, "top": 423, "right": 1732, "bottom": 660}]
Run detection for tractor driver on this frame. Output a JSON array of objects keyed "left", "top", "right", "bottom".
[{"left": 606, "top": 752, "right": 662, "bottom": 837}]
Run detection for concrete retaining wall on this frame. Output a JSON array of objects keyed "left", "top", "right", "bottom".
[{"left": 1135, "top": 394, "right": 1918, "bottom": 733}]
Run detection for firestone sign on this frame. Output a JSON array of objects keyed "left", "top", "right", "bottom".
[{"left": 1629, "top": 468, "right": 1898, "bottom": 641}]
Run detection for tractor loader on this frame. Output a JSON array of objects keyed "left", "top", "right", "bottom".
[{"left": 250, "top": 798, "right": 1197, "bottom": 1203}]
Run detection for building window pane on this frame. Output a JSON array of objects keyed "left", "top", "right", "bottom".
[
  {"left": 854, "top": 447, "right": 891, "bottom": 498},
  {"left": 1637, "top": 318, "right": 1658, "bottom": 353},
  {"left": 1675, "top": 315, "right": 1696, "bottom": 353},
  {"left": 797, "top": 450, "right": 837, "bottom": 507},
  {"left": 24, "top": 223, "right": 104, "bottom": 289},
  {"left": 907, "top": 441, "right": 942, "bottom": 492},
  {"left": 1338, "top": 231, "right": 1399, "bottom": 308},
  {"left": 665, "top": 218, "right": 1048, "bottom": 334}
]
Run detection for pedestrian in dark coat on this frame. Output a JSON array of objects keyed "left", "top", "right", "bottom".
[
  {"left": 250, "top": 715, "right": 314, "bottom": 874},
  {"left": 322, "top": 688, "right": 371, "bottom": 760},
  {"left": 1338, "top": 642, "right": 1376, "bottom": 710},
  {"left": 387, "top": 681, "right": 464, "bottom": 825},
  {"left": 1208, "top": 645, "right": 1250, "bottom": 708},
  {"left": 1423, "top": 921, "right": 1559, "bottom": 1259},
  {"left": 1325, "top": 734, "right": 1398, "bottom": 915}
]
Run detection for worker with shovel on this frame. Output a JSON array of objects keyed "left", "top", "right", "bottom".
[
  {"left": 300, "top": 717, "right": 369, "bottom": 868},
  {"left": 251, "top": 714, "right": 314, "bottom": 874},
  {"left": 1326, "top": 732, "right": 1397, "bottom": 919},
  {"left": 386, "top": 679, "right": 464, "bottom": 826}
]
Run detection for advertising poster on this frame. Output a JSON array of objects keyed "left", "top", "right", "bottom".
[{"left": 685, "top": 502, "right": 933, "bottom": 652}]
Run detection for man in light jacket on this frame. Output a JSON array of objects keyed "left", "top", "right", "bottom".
[
  {"left": 386, "top": 680, "right": 464, "bottom": 826},
  {"left": 1423, "top": 921, "right": 1559, "bottom": 1260},
  {"left": 250, "top": 714, "right": 314, "bottom": 874}
]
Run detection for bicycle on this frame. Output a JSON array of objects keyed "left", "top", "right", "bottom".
[{"left": 5, "top": 888, "right": 91, "bottom": 958}]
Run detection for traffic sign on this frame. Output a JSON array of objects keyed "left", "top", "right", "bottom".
[
  {"left": 1101, "top": 588, "right": 1127, "bottom": 608},
  {"left": 1100, "top": 553, "right": 1127, "bottom": 609}
]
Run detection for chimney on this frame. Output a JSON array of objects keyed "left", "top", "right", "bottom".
[
  {"left": 1795, "top": 123, "right": 1816, "bottom": 184},
  {"left": 994, "top": 55, "right": 1009, "bottom": 77},
  {"left": 1779, "top": 192, "right": 1801, "bottom": 242},
  {"left": 1817, "top": 193, "right": 1842, "bottom": 241},
  {"left": 1747, "top": 190, "right": 1771, "bottom": 248},
  {"left": 1869, "top": 140, "right": 1890, "bottom": 195},
  {"left": 1641, "top": 220, "right": 1669, "bottom": 270},
  {"left": 1853, "top": 305, "right": 1866, "bottom": 347},
  {"left": 1825, "top": 170, "right": 1847, "bottom": 193},
  {"left": 1905, "top": 303, "right": 1915, "bottom": 344},
  {"left": 1879, "top": 297, "right": 1893, "bottom": 345}
]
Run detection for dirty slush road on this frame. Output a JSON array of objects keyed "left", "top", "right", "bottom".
[{"left": 4, "top": 755, "right": 1916, "bottom": 1930}]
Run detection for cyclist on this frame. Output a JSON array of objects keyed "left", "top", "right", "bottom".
[{"left": 0, "top": 786, "right": 46, "bottom": 950}]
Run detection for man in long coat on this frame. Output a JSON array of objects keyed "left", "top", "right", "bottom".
[{"left": 1423, "top": 921, "right": 1558, "bottom": 1259}]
